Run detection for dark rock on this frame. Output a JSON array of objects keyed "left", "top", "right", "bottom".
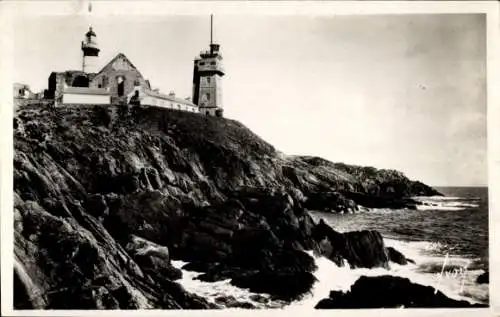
[
  {"left": 304, "top": 191, "right": 358, "bottom": 213},
  {"left": 125, "top": 235, "right": 182, "bottom": 281},
  {"left": 13, "top": 105, "right": 442, "bottom": 309},
  {"left": 111, "top": 286, "right": 141, "bottom": 309},
  {"left": 181, "top": 261, "right": 214, "bottom": 273},
  {"left": 249, "top": 294, "right": 269, "bottom": 304},
  {"left": 477, "top": 271, "right": 489, "bottom": 284},
  {"left": 86, "top": 194, "right": 109, "bottom": 219},
  {"left": 340, "top": 191, "right": 418, "bottom": 210},
  {"left": 230, "top": 270, "right": 317, "bottom": 302},
  {"left": 386, "top": 246, "right": 409, "bottom": 265},
  {"left": 315, "top": 275, "right": 485, "bottom": 308},
  {"left": 158, "top": 279, "right": 219, "bottom": 309},
  {"left": 342, "top": 230, "right": 389, "bottom": 269},
  {"left": 228, "top": 301, "right": 255, "bottom": 309},
  {"left": 312, "top": 219, "right": 390, "bottom": 269},
  {"left": 214, "top": 295, "right": 255, "bottom": 309}
]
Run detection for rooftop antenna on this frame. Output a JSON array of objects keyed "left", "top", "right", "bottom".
[{"left": 210, "top": 14, "right": 213, "bottom": 45}]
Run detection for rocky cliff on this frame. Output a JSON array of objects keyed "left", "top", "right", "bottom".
[{"left": 13, "top": 105, "right": 443, "bottom": 309}]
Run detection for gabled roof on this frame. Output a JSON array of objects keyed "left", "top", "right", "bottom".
[{"left": 96, "top": 52, "right": 141, "bottom": 76}]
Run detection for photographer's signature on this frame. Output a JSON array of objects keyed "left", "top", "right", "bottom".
[{"left": 432, "top": 253, "right": 469, "bottom": 294}]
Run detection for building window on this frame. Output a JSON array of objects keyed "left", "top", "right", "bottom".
[
  {"left": 199, "top": 62, "right": 205, "bottom": 66},
  {"left": 102, "top": 76, "right": 108, "bottom": 88},
  {"left": 207, "top": 77, "right": 211, "bottom": 84},
  {"left": 134, "top": 79, "right": 140, "bottom": 86},
  {"left": 210, "top": 61, "right": 216, "bottom": 65},
  {"left": 117, "top": 76, "right": 125, "bottom": 96},
  {"left": 206, "top": 93, "right": 210, "bottom": 100}
]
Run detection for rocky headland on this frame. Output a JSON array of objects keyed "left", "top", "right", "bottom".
[{"left": 14, "top": 104, "right": 470, "bottom": 310}]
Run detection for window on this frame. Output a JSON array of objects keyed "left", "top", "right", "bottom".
[
  {"left": 117, "top": 76, "right": 125, "bottom": 96},
  {"left": 199, "top": 62, "right": 205, "bottom": 66},
  {"left": 207, "top": 77, "right": 211, "bottom": 84},
  {"left": 102, "top": 76, "right": 108, "bottom": 88},
  {"left": 210, "top": 61, "right": 216, "bottom": 65},
  {"left": 206, "top": 93, "right": 210, "bottom": 100}
]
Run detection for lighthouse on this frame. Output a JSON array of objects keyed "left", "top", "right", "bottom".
[
  {"left": 81, "top": 26, "right": 100, "bottom": 74},
  {"left": 192, "top": 15, "right": 225, "bottom": 117}
]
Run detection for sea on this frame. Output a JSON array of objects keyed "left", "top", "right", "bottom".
[{"left": 171, "top": 186, "right": 489, "bottom": 309}]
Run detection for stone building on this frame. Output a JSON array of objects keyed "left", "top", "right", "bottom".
[
  {"left": 45, "top": 18, "right": 225, "bottom": 115},
  {"left": 13, "top": 83, "right": 32, "bottom": 99},
  {"left": 13, "top": 83, "right": 34, "bottom": 109},
  {"left": 46, "top": 27, "right": 151, "bottom": 105},
  {"left": 192, "top": 15, "right": 225, "bottom": 117}
]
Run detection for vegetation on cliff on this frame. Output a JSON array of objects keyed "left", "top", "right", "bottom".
[{"left": 14, "top": 105, "right": 446, "bottom": 309}]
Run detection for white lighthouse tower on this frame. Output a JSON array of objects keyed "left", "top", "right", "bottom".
[{"left": 81, "top": 26, "right": 100, "bottom": 74}]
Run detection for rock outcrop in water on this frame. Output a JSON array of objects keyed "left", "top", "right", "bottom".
[
  {"left": 315, "top": 275, "right": 487, "bottom": 308},
  {"left": 14, "top": 105, "right": 441, "bottom": 309},
  {"left": 477, "top": 271, "right": 489, "bottom": 284}
]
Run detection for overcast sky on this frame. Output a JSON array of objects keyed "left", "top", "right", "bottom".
[{"left": 13, "top": 13, "right": 487, "bottom": 187}]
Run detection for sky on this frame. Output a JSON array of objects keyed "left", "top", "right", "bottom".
[{"left": 13, "top": 13, "right": 487, "bottom": 187}]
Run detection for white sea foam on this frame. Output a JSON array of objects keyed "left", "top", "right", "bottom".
[
  {"left": 289, "top": 239, "right": 488, "bottom": 309},
  {"left": 383, "top": 238, "right": 488, "bottom": 304},
  {"left": 413, "top": 196, "right": 480, "bottom": 211},
  {"left": 170, "top": 260, "right": 286, "bottom": 309},
  {"left": 171, "top": 238, "right": 488, "bottom": 310}
]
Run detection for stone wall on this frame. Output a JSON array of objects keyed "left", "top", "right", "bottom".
[{"left": 90, "top": 54, "right": 149, "bottom": 100}]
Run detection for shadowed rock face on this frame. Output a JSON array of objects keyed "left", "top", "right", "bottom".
[
  {"left": 477, "top": 271, "right": 489, "bottom": 284},
  {"left": 14, "top": 105, "right": 441, "bottom": 309},
  {"left": 315, "top": 275, "right": 487, "bottom": 308}
]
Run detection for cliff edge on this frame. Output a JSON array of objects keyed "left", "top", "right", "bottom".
[{"left": 13, "top": 105, "right": 443, "bottom": 309}]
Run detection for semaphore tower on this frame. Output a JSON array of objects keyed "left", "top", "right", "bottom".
[{"left": 192, "top": 15, "right": 225, "bottom": 117}]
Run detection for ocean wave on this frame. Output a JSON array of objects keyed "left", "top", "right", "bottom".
[
  {"left": 413, "top": 196, "right": 480, "bottom": 211},
  {"left": 383, "top": 238, "right": 488, "bottom": 304},
  {"left": 171, "top": 239, "right": 488, "bottom": 309},
  {"left": 413, "top": 196, "right": 480, "bottom": 201},
  {"left": 170, "top": 260, "right": 285, "bottom": 309},
  {"left": 416, "top": 205, "right": 469, "bottom": 211}
]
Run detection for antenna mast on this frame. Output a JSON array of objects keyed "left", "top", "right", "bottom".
[{"left": 210, "top": 14, "right": 213, "bottom": 45}]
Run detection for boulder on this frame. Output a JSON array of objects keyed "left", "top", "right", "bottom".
[
  {"left": 125, "top": 235, "right": 181, "bottom": 281},
  {"left": 386, "top": 246, "right": 410, "bottom": 265},
  {"left": 312, "top": 219, "right": 391, "bottom": 269},
  {"left": 477, "top": 271, "right": 489, "bottom": 284},
  {"left": 230, "top": 270, "right": 317, "bottom": 302},
  {"left": 315, "top": 275, "right": 485, "bottom": 308}
]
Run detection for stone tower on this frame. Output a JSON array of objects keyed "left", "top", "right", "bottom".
[
  {"left": 192, "top": 15, "right": 224, "bottom": 117},
  {"left": 81, "top": 26, "right": 100, "bottom": 74}
]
